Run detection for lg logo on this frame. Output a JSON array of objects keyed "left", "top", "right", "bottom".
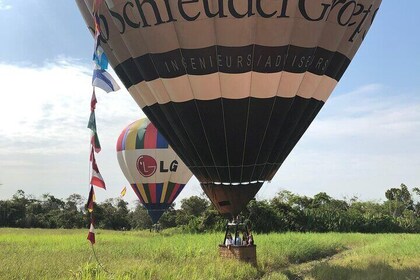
[
  {"left": 136, "top": 155, "right": 157, "bottom": 177},
  {"left": 136, "top": 155, "right": 179, "bottom": 177}
]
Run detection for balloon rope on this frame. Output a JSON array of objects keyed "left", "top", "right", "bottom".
[{"left": 239, "top": 18, "right": 258, "bottom": 183}]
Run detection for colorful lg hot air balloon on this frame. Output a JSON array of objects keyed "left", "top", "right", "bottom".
[
  {"left": 77, "top": 0, "right": 382, "bottom": 218},
  {"left": 116, "top": 118, "right": 192, "bottom": 223}
]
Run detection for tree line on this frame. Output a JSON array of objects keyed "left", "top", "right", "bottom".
[{"left": 0, "top": 184, "right": 419, "bottom": 233}]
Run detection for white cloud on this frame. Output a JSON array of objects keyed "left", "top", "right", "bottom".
[
  {"left": 0, "top": 0, "right": 11, "bottom": 10},
  {"left": 311, "top": 84, "right": 420, "bottom": 151},
  {"left": 0, "top": 60, "right": 143, "bottom": 153},
  {"left": 0, "top": 60, "right": 144, "bottom": 201}
]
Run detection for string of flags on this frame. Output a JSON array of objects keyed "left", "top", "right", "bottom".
[{"left": 86, "top": 0, "right": 119, "bottom": 246}]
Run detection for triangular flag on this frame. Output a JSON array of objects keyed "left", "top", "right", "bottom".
[
  {"left": 93, "top": 45, "right": 109, "bottom": 70},
  {"left": 90, "top": 152, "right": 106, "bottom": 189},
  {"left": 87, "top": 111, "right": 97, "bottom": 132},
  {"left": 91, "top": 89, "right": 97, "bottom": 112},
  {"left": 88, "top": 111, "right": 101, "bottom": 153},
  {"left": 87, "top": 222, "right": 95, "bottom": 245},
  {"left": 91, "top": 132, "right": 101, "bottom": 153},
  {"left": 120, "top": 186, "right": 127, "bottom": 198},
  {"left": 92, "top": 69, "right": 120, "bottom": 93},
  {"left": 87, "top": 185, "right": 95, "bottom": 213}
]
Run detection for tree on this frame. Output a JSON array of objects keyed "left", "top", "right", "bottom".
[
  {"left": 115, "top": 199, "right": 131, "bottom": 230},
  {"left": 312, "top": 192, "right": 333, "bottom": 208},
  {"left": 176, "top": 196, "right": 210, "bottom": 226},
  {"left": 129, "top": 202, "right": 153, "bottom": 229},
  {"left": 385, "top": 184, "right": 413, "bottom": 218},
  {"left": 65, "top": 194, "right": 84, "bottom": 211},
  {"left": 180, "top": 196, "right": 209, "bottom": 217},
  {"left": 9, "top": 190, "right": 30, "bottom": 227},
  {"left": 53, "top": 194, "right": 86, "bottom": 229},
  {"left": 246, "top": 199, "right": 286, "bottom": 233},
  {"left": 158, "top": 204, "right": 177, "bottom": 229},
  {"left": 96, "top": 199, "right": 131, "bottom": 230}
]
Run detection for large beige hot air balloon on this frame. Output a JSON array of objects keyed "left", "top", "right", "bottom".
[{"left": 76, "top": 0, "right": 382, "bottom": 218}]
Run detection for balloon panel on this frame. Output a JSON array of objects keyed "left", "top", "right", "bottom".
[
  {"left": 202, "top": 182, "right": 263, "bottom": 217},
  {"left": 77, "top": 0, "right": 382, "bottom": 216}
]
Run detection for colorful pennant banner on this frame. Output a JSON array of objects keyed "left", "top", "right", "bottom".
[{"left": 86, "top": 0, "right": 120, "bottom": 244}]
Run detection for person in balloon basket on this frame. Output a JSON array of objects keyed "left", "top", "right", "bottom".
[
  {"left": 225, "top": 233, "right": 233, "bottom": 249},
  {"left": 235, "top": 234, "right": 242, "bottom": 246},
  {"left": 247, "top": 232, "right": 254, "bottom": 246},
  {"left": 242, "top": 232, "right": 248, "bottom": 246}
]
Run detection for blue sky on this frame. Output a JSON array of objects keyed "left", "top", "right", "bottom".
[{"left": 0, "top": 0, "right": 419, "bottom": 205}]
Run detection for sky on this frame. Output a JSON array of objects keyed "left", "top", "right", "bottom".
[{"left": 0, "top": 1, "right": 419, "bottom": 206}]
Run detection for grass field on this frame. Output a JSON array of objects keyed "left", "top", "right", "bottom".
[{"left": 0, "top": 228, "right": 419, "bottom": 280}]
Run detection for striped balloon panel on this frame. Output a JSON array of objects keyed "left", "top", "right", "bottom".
[
  {"left": 131, "top": 182, "right": 184, "bottom": 205},
  {"left": 116, "top": 118, "right": 168, "bottom": 152},
  {"left": 77, "top": 0, "right": 382, "bottom": 215},
  {"left": 130, "top": 182, "right": 184, "bottom": 223}
]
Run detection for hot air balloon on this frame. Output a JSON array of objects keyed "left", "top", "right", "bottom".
[
  {"left": 76, "top": 0, "right": 382, "bottom": 219},
  {"left": 116, "top": 118, "right": 192, "bottom": 224}
]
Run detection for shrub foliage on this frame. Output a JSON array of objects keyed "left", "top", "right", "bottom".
[{"left": 1, "top": 184, "right": 419, "bottom": 233}]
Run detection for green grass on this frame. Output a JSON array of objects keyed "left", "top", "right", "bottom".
[
  {"left": 307, "top": 234, "right": 420, "bottom": 280},
  {"left": 0, "top": 229, "right": 419, "bottom": 280}
]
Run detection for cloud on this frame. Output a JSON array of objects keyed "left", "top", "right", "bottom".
[
  {"left": 309, "top": 84, "right": 420, "bottom": 152},
  {"left": 0, "top": 60, "right": 142, "bottom": 154},
  {"left": 0, "top": 59, "right": 144, "bottom": 200},
  {"left": 0, "top": 0, "right": 11, "bottom": 10}
]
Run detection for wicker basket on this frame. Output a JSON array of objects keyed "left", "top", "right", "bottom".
[{"left": 218, "top": 244, "right": 257, "bottom": 266}]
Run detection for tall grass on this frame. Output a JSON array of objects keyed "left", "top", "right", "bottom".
[
  {"left": 308, "top": 234, "right": 420, "bottom": 280},
  {"left": 0, "top": 228, "right": 419, "bottom": 279}
]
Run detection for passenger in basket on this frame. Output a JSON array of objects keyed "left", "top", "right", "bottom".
[
  {"left": 242, "top": 232, "right": 248, "bottom": 246},
  {"left": 235, "top": 234, "right": 242, "bottom": 246},
  {"left": 247, "top": 231, "right": 254, "bottom": 246},
  {"left": 225, "top": 233, "right": 233, "bottom": 249}
]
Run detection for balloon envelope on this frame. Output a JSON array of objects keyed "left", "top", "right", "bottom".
[
  {"left": 116, "top": 118, "right": 192, "bottom": 223},
  {"left": 77, "top": 0, "right": 382, "bottom": 217}
]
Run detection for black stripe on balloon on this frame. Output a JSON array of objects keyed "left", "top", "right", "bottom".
[
  {"left": 113, "top": 45, "right": 350, "bottom": 89},
  {"left": 142, "top": 184, "right": 152, "bottom": 203},
  {"left": 240, "top": 97, "right": 294, "bottom": 183},
  {"left": 145, "top": 203, "right": 170, "bottom": 210},
  {"left": 173, "top": 101, "right": 222, "bottom": 182},
  {"left": 114, "top": 58, "right": 139, "bottom": 88},
  {"left": 265, "top": 101, "right": 324, "bottom": 181},
  {"left": 260, "top": 98, "right": 325, "bottom": 181},
  {"left": 146, "top": 96, "right": 324, "bottom": 183},
  {"left": 142, "top": 106, "right": 210, "bottom": 182}
]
